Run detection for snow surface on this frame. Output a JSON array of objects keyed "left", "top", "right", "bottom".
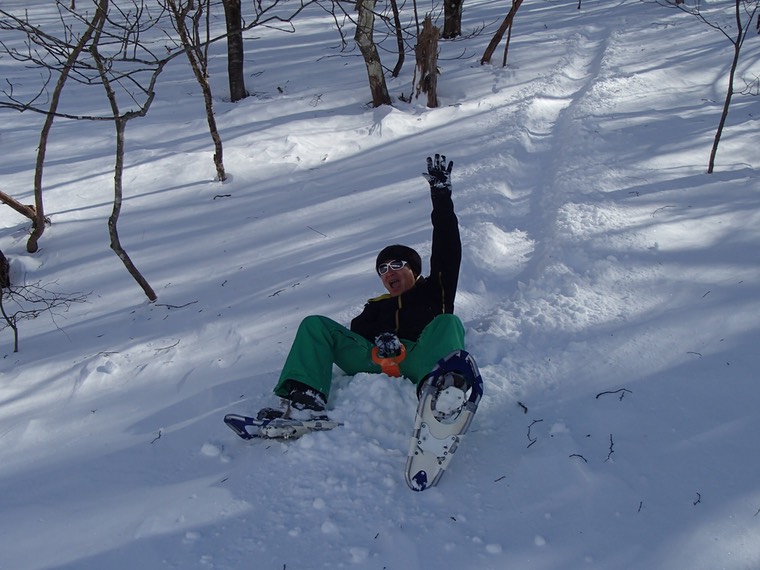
[{"left": 1, "top": 0, "right": 759, "bottom": 569}]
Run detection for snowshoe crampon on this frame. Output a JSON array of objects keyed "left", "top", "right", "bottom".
[{"left": 405, "top": 350, "right": 483, "bottom": 491}]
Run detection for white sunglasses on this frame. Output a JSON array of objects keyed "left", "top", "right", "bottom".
[{"left": 377, "top": 260, "right": 408, "bottom": 275}]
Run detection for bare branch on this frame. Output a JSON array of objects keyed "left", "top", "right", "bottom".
[{"left": 1, "top": 281, "right": 88, "bottom": 352}]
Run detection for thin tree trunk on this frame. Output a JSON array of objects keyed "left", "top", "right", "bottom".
[
  {"left": 480, "top": 0, "right": 524, "bottom": 65},
  {"left": 0, "top": 293, "right": 19, "bottom": 352},
  {"left": 91, "top": 5, "right": 158, "bottom": 302},
  {"left": 355, "top": 0, "right": 391, "bottom": 107},
  {"left": 107, "top": 117, "right": 158, "bottom": 301},
  {"left": 28, "top": 0, "right": 108, "bottom": 253},
  {"left": 222, "top": 0, "right": 247, "bottom": 102},
  {"left": 707, "top": 0, "right": 744, "bottom": 173},
  {"left": 502, "top": 0, "right": 517, "bottom": 67},
  {"left": 168, "top": 0, "right": 226, "bottom": 181},
  {"left": 0, "top": 258, "right": 11, "bottom": 357},
  {"left": 389, "top": 0, "right": 405, "bottom": 78}
]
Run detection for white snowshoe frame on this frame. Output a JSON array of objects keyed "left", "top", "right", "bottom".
[{"left": 405, "top": 350, "right": 484, "bottom": 491}]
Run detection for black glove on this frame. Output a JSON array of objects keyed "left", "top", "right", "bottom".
[
  {"left": 374, "top": 332, "right": 402, "bottom": 358},
  {"left": 422, "top": 154, "right": 453, "bottom": 197}
]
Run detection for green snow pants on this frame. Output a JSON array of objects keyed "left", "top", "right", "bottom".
[{"left": 273, "top": 313, "right": 465, "bottom": 399}]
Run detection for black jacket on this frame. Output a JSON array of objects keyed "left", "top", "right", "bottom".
[{"left": 350, "top": 192, "right": 461, "bottom": 342}]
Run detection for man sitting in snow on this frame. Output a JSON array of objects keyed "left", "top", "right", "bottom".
[{"left": 260, "top": 153, "right": 464, "bottom": 419}]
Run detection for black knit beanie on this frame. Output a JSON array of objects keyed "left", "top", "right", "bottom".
[{"left": 375, "top": 244, "right": 422, "bottom": 277}]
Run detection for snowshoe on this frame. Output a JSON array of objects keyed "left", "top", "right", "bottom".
[
  {"left": 405, "top": 350, "right": 483, "bottom": 491},
  {"left": 224, "top": 413, "right": 341, "bottom": 440}
]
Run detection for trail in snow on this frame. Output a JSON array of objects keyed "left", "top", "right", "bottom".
[{"left": 459, "top": 24, "right": 616, "bottom": 407}]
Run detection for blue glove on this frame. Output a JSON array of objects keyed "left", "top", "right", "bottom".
[{"left": 422, "top": 154, "right": 453, "bottom": 196}]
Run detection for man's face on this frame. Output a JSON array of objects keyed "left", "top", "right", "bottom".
[{"left": 378, "top": 260, "right": 417, "bottom": 297}]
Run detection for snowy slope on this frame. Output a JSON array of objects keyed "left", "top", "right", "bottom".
[{"left": 1, "top": 0, "right": 759, "bottom": 568}]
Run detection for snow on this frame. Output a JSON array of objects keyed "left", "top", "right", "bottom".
[{"left": 1, "top": 0, "right": 759, "bottom": 568}]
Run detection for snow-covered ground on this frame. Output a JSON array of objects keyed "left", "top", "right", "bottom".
[{"left": 1, "top": 0, "right": 759, "bottom": 568}]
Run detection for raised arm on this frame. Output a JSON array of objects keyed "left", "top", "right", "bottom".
[{"left": 423, "top": 154, "right": 461, "bottom": 313}]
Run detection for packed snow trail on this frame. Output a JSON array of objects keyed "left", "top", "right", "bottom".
[{"left": 459, "top": 24, "right": 615, "bottom": 402}]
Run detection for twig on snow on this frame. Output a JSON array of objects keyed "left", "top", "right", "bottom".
[
  {"left": 604, "top": 434, "right": 615, "bottom": 462},
  {"left": 596, "top": 388, "right": 632, "bottom": 401},
  {"left": 269, "top": 282, "right": 302, "bottom": 297},
  {"left": 155, "top": 301, "right": 198, "bottom": 309},
  {"left": 307, "top": 226, "right": 328, "bottom": 238},
  {"left": 651, "top": 205, "right": 676, "bottom": 217},
  {"left": 527, "top": 419, "right": 543, "bottom": 448},
  {"left": 154, "top": 339, "right": 180, "bottom": 353}
]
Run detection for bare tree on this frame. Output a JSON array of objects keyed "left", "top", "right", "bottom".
[
  {"left": 0, "top": 2, "right": 108, "bottom": 253},
  {"left": 442, "top": 0, "right": 464, "bottom": 39},
  {"left": 166, "top": 0, "right": 227, "bottom": 181},
  {"left": 321, "top": 0, "right": 402, "bottom": 96},
  {"left": 659, "top": 0, "right": 759, "bottom": 172},
  {"left": 480, "top": 0, "right": 525, "bottom": 66},
  {"left": 415, "top": 16, "right": 440, "bottom": 107},
  {"left": 355, "top": 0, "right": 392, "bottom": 106},
  {"left": 0, "top": 0, "right": 187, "bottom": 301},
  {"left": 217, "top": 0, "right": 322, "bottom": 102},
  {"left": 221, "top": 0, "right": 247, "bottom": 101},
  {"left": 88, "top": 0, "right": 169, "bottom": 301},
  {"left": 389, "top": 0, "right": 406, "bottom": 77},
  {"left": 705, "top": 0, "right": 759, "bottom": 173},
  {"left": 1, "top": 279, "right": 87, "bottom": 353},
  {"left": 1, "top": 286, "right": 88, "bottom": 353}
]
